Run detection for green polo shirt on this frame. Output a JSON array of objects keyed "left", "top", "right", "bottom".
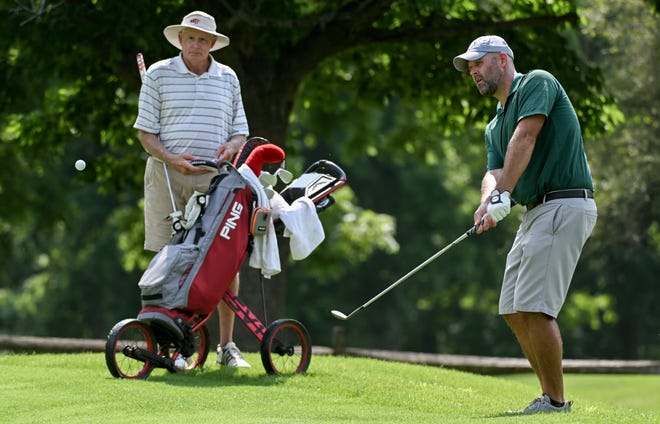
[{"left": 485, "top": 70, "right": 594, "bottom": 206}]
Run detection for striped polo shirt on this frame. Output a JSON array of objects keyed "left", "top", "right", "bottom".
[{"left": 134, "top": 54, "right": 249, "bottom": 161}]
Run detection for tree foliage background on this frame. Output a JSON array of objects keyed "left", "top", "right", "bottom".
[{"left": 0, "top": 0, "right": 657, "bottom": 359}]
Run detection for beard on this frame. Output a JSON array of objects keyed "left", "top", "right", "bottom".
[
  {"left": 475, "top": 60, "right": 503, "bottom": 97},
  {"left": 477, "top": 79, "right": 499, "bottom": 96}
]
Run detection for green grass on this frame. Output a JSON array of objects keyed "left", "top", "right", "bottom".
[
  {"left": 499, "top": 373, "right": 660, "bottom": 414},
  {"left": 1, "top": 352, "right": 658, "bottom": 423}
]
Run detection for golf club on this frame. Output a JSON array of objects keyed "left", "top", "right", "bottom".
[
  {"left": 259, "top": 171, "right": 278, "bottom": 187},
  {"left": 275, "top": 167, "right": 293, "bottom": 184},
  {"left": 259, "top": 168, "right": 293, "bottom": 187},
  {"left": 136, "top": 53, "right": 146, "bottom": 82},
  {"left": 330, "top": 223, "right": 481, "bottom": 321}
]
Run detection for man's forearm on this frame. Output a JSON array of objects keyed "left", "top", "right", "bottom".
[
  {"left": 496, "top": 115, "right": 544, "bottom": 193},
  {"left": 496, "top": 136, "right": 534, "bottom": 193},
  {"left": 138, "top": 130, "right": 172, "bottom": 163},
  {"left": 227, "top": 134, "right": 247, "bottom": 156},
  {"left": 481, "top": 170, "right": 501, "bottom": 204}
]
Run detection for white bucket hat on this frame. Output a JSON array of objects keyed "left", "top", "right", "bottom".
[
  {"left": 453, "top": 35, "right": 514, "bottom": 72},
  {"left": 163, "top": 11, "right": 230, "bottom": 52}
]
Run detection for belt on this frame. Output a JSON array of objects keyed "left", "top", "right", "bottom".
[{"left": 526, "top": 189, "right": 593, "bottom": 211}]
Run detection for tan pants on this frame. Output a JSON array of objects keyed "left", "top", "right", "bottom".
[
  {"left": 499, "top": 197, "right": 597, "bottom": 318},
  {"left": 143, "top": 156, "right": 216, "bottom": 252}
]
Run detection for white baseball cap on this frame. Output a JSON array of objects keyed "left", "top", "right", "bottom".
[
  {"left": 453, "top": 35, "right": 514, "bottom": 72},
  {"left": 163, "top": 11, "right": 230, "bottom": 52}
]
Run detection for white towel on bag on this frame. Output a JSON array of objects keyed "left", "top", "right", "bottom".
[
  {"left": 270, "top": 192, "right": 325, "bottom": 260},
  {"left": 238, "top": 164, "right": 281, "bottom": 278}
]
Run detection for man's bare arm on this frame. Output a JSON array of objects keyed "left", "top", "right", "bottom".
[
  {"left": 495, "top": 114, "right": 545, "bottom": 193},
  {"left": 138, "top": 130, "right": 204, "bottom": 175},
  {"left": 474, "top": 114, "right": 545, "bottom": 232}
]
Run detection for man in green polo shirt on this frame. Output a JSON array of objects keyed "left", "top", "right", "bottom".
[{"left": 453, "top": 36, "right": 598, "bottom": 414}]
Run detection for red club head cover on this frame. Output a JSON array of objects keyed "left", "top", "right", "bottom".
[{"left": 243, "top": 144, "right": 285, "bottom": 175}]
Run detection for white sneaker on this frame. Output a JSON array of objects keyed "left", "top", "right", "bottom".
[
  {"left": 173, "top": 356, "right": 189, "bottom": 370},
  {"left": 519, "top": 394, "right": 572, "bottom": 414},
  {"left": 216, "top": 342, "right": 251, "bottom": 368}
]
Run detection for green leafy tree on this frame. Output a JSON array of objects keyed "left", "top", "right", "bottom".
[
  {"left": 3, "top": 0, "right": 653, "bottom": 361},
  {"left": 564, "top": 0, "right": 660, "bottom": 359},
  {"left": 283, "top": 0, "right": 658, "bottom": 358}
]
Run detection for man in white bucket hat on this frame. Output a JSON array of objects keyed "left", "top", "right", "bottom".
[
  {"left": 163, "top": 10, "right": 230, "bottom": 52},
  {"left": 134, "top": 10, "right": 251, "bottom": 368}
]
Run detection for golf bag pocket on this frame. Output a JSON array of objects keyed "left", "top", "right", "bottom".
[
  {"left": 250, "top": 207, "right": 272, "bottom": 235},
  {"left": 138, "top": 243, "right": 200, "bottom": 309}
]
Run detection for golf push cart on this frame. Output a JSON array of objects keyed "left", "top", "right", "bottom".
[{"left": 105, "top": 139, "right": 346, "bottom": 379}]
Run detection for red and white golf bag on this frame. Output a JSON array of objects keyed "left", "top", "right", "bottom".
[{"left": 137, "top": 142, "right": 285, "bottom": 315}]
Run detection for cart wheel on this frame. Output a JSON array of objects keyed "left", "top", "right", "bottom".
[
  {"left": 105, "top": 319, "right": 157, "bottom": 379},
  {"left": 260, "top": 319, "right": 311, "bottom": 375},
  {"left": 173, "top": 324, "right": 210, "bottom": 371}
]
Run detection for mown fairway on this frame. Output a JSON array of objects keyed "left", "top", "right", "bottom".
[{"left": 1, "top": 352, "right": 658, "bottom": 423}]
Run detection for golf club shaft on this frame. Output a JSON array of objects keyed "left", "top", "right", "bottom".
[
  {"left": 350, "top": 225, "right": 478, "bottom": 316},
  {"left": 134, "top": 55, "right": 182, "bottom": 223},
  {"left": 163, "top": 162, "right": 178, "bottom": 214}
]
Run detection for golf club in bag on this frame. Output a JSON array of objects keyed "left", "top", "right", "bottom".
[{"left": 331, "top": 223, "right": 481, "bottom": 321}]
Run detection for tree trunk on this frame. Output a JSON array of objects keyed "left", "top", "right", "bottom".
[{"left": 211, "top": 49, "right": 307, "bottom": 351}]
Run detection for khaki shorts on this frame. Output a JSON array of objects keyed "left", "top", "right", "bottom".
[
  {"left": 499, "top": 197, "right": 597, "bottom": 318},
  {"left": 143, "top": 156, "right": 217, "bottom": 252}
]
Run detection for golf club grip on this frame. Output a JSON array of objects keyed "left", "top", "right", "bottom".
[
  {"left": 189, "top": 159, "right": 220, "bottom": 170},
  {"left": 136, "top": 53, "right": 146, "bottom": 82},
  {"left": 469, "top": 213, "right": 495, "bottom": 235}
]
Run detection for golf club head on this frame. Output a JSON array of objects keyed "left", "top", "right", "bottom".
[
  {"left": 275, "top": 168, "right": 293, "bottom": 184},
  {"left": 259, "top": 171, "right": 278, "bottom": 187},
  {"left": 330, "top": 310, "right": 349, "bottom": 320}
]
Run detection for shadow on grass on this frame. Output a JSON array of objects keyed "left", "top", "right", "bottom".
[
  {"left": 147, "top": 366, "right": 301, "bottom": 388},
  {"left": 474, "top": 412, "right": 534, "bottom": 419}
]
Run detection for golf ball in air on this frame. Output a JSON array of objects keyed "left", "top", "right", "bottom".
[{"left": 75, "top": 159, "right": 86, "bottom": 171}]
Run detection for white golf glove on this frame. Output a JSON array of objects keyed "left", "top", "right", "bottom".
[{"left": 486, "top": 189, "right": 511, "bottom": 223}]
